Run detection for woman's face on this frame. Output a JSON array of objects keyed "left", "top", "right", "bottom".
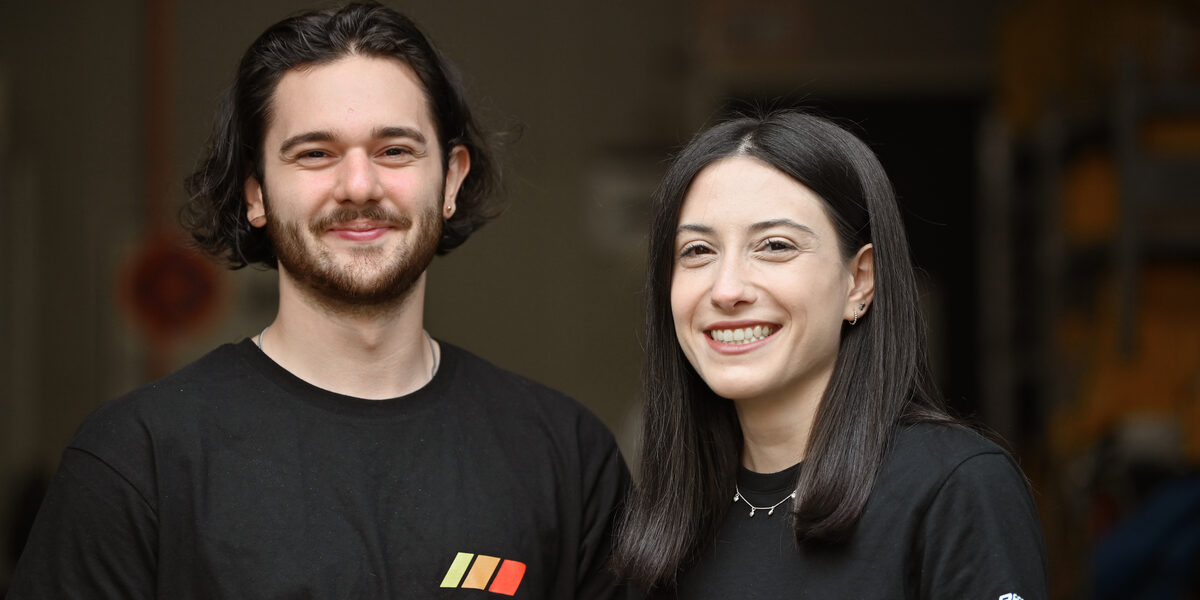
[{"left": 670, "top": 156, "right": 866, "bottom": 407}]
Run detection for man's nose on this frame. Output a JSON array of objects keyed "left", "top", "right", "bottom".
[{"left": 336, "top": 150, "right": 382, "bottom": 203}]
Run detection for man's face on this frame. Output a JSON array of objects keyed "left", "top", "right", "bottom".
[{"left": 244, "top": 54, "right": 469, "bottom": 311}]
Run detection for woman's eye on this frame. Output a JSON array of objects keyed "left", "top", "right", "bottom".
[
  {"left": 763, "top": 238, "right": 796, "bottom": 252},
  {"left": 679, "top": 243, "right": 713, "bottom": 259}
]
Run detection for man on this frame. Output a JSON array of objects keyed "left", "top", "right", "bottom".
[{"left": 9, "top": 3, "right": 629, "bottom": 598}]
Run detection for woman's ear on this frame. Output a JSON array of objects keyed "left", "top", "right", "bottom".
[{"left": 845, "top": 243, "right": 875, "bottom": 322}]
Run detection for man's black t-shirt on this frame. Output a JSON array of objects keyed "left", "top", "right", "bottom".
[
  {"left": 10, "top": 340, "right": 630, "bottom": 599},
  {"left": 663, "top": 424, "right": 1047, "bottom": 599}
]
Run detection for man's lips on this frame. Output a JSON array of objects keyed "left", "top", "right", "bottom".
[{"left": 327, "top": 221, "right": 393, "bottom": 242}]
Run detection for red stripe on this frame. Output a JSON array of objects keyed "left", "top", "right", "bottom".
[{"left": 487, "top": 560, "right": 526, "bottom": 596}]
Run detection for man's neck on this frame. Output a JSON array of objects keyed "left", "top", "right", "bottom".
[{"left": 259, "top": 273, "right": 437, "bottom": 400}]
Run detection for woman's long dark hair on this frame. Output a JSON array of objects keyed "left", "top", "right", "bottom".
[{"left": 613, "top": 111, "right": 955, "bottom": 589}]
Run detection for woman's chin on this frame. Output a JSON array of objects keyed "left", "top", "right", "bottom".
[{"left": 702, "top": 379, "right": 768, "bottom": 404}]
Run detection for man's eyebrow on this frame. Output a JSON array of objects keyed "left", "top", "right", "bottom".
[
  {"left": 373, "top": 126, "right": 426, "bottom": 144},
  {"left": 749, "top": 219, "right": 816, "bottom": 236},
  {"left": 278, "top": 131, "right": 335, "bottom": 156}
]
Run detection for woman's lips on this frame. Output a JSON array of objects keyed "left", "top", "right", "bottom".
[{"left": 703, "top": 323, "right": 778, "bottom": 353}]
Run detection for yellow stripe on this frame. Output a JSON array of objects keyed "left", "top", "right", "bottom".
[{"left": 439, "top": 552, "right": 475, "bottom": 588}]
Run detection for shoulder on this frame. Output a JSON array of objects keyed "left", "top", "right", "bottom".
[
  {"left": 58, "top": 342, "right": 251, "bottom": 506},
  {"left": 440, "top": 342, "right": 566, "bottom": 398},
  {"left": 77, "top": 342, "right": 248, "bottom": 432},
  {"left": 440, "top": 342, "right": 613, "bottom": 434},
  {"left": 68, "top": 343, "right": 251, "bottom": 460},
  {"left": 885, "top": 427, "right": 1048, "bottom": 596},
  {"left": 888, "top": 423, "right": 1015, "bottom": 476},
  {"left": 875, "top": 423, "right": 1031, "bottom": 508},
  {"left": 437, "top": 342, "right": 629, "bottom": 494}
]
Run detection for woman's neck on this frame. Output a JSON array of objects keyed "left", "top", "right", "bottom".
[{"left": 735, "top": 369, "right": 832, "bottom": 473}]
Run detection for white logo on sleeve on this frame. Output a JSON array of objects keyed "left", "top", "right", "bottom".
[{"left": 999, "top": 595, "right": 1024, "bottom": 600}]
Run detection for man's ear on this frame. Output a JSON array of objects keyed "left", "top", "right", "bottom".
[
  {"left": 441, "top": 145, "right": 470, "bottom": 219},
  {"left": 845, "top": 243, "right": 875, "bottom": 321},
  {"left": 244, "top": 177, "right": 267, "bottom": 228}
]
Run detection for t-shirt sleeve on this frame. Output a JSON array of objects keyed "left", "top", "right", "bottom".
[
  {"left": 7, "top": 447, "right": 157, "bottom": 599},
  {"left": 916, "top": 452, "right": 1048, "bottom": 600},
  {"left": 572, "top": 418, "right": 635, "bottom": 600}
]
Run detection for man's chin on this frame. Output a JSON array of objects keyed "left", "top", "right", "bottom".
[
  {"left": 303, "top": 257, "right": 417, "bottom": 290},
  {"left": 268, "top": 203, "right": 442, "bottom": 313}
]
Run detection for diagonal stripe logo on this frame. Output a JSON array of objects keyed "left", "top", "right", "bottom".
[{"left": 440, "top": 552, "right": 527, "bottom": 596}]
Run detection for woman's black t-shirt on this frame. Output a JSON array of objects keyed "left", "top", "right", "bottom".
[{"left": 661, "top": 424, "right": 1047, "bottom": 600}]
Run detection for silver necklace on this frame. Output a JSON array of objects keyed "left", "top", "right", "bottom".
[
  {"left": 424, "top": 331, "right": 439, "bottom": 379},
  {"left": 733, "top": 485, "right": 797, "bottom": 517},
  {"left": 257, "top": 325, "right": 439, "bottom": 379}
]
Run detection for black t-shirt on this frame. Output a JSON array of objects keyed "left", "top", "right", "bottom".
[
  {"left": 10, "top": 340, "right": 630, "bottom": 599},
  {"left": 663, "top": 424, "right": 1047, "bottom": 599}
]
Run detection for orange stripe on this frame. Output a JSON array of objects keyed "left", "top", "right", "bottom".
[
  {"left": 460, "top": 554, "right": 501, "bottom": 589},
  {"left": 487, "top": 560, "right": 527, "bottom": 596}
]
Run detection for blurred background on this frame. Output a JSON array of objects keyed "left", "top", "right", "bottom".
[{"left": 1, "top": 0, "right": 1198, "bottom": 597}]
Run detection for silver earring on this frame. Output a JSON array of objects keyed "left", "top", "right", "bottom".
[{"left": 849, "top": 302, "right": 865, "bottom": 326}]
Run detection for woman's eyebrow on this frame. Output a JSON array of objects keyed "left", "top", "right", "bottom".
[
  {"left": 676, "top": 223, "right": 715, "bottom": 235},
  {"left": 749, "top": 219, "right": 815, "bottom": 235}
]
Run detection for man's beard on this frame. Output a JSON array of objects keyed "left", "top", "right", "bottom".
[{"left": 265, "top": 197, "right": 442, "bottom": 314}]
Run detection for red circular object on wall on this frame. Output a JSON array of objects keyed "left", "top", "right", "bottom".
[{"left": 121, "top": 231, "right": 223, "bottom": 343}]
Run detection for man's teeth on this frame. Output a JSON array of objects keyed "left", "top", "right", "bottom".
[{"left": 708, "top": 325, "right": 774, "bottom": 345}]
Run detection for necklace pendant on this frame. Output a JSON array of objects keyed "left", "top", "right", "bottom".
[
  {"left": 749, "top": 508, "right": 756, "bottom": 517},
  {"left": 733, "top": 493, "right": 740, "bottom": 503},
  {"left": 768, "top": 507, "right": 775, "bottom": 516}
]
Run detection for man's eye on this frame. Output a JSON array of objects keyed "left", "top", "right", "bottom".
[
  {"left": 299, "top": 150, "right": 328, "bottom": 159},
  {"left": 383, "top": 147, "right": 413, "bottom": 157}
]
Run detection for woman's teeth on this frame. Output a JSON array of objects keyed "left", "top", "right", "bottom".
[{"left": 708, "top": 325, "right": 774, "bottom": 345}]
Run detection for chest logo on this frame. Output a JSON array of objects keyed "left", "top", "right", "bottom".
[{"left": 440, "top": 551, "right": 527, "bottom": 596}]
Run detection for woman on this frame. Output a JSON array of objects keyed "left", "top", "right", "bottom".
[{"left": 614, "top": 111, "right": 1047, "bottom": 598}]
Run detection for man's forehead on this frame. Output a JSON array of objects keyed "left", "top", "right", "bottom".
[{"left": 264, "top": 55, "right": 437, "bottom": 144}]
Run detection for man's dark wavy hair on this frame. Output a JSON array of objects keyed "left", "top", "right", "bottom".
[{"left": 181, "top": 2, "right": 500, "bottom": 269}]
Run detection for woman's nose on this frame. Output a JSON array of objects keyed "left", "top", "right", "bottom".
[{"left": 709, "top": 258, "right": 756, "bottom": 310}]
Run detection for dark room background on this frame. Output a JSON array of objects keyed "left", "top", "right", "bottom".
[{"left": 3, "top": 1, "right": 1198, "bottom": 597}]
